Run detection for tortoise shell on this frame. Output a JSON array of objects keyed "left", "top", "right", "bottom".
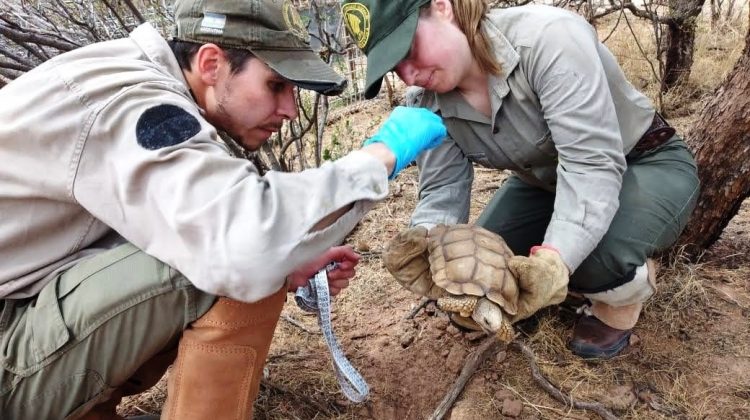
[{"left": 427, "top": 224, "right": 518, "bottom": 315}]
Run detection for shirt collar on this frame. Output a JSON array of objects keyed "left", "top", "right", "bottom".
[
  {"left": 433, "top": 13, "right": 520, "bottom": 125},
  {"left": 129, "top": 23, "right": 192, "bottom": 98},
  {"left": 483, "top": 13, "right": 520, "bottom": 114}
]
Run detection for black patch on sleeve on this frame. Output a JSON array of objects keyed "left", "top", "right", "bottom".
[{"left": 136, "top": 104, "right": 201, "bottom": 150}]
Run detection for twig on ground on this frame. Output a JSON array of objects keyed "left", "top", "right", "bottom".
[
  {"left": 281, "top": 314, "right": 320, "bottom": 334},
  {"left": 474, "top": 185, "right": 500, "bottom": 193},
  {"left": 512, "top": 341, "right": 619, "bottom": 420},
  {"left": 267, "top": 351, "right": 312, "bottom": 364},
  {"left": 350, "top": 331, "right": 375, "bottom": 340},
  {"left": 133, "top": 406, "right": 157, "bottom": 416},
  {"left": 429, "top": 336, "right": 503, "bottom": 420},
  {"left": 405, "top": 298, "right": 432, "bottom": 320},
  {"left": 358, "top": 251, "right": 383, "bottom": 260},
  {"left": 707, "top": 284, "right": 748, "bottom": 309},
  {"left": 501, "top": 384, "right": 590, "bottom": 420},
  {"left": 260, "top": 378, "right": 336, "bottom": 417}
]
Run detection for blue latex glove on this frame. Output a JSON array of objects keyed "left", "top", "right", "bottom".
[{"left": 363, "top": 106, "right": 446, "bottom": 179}]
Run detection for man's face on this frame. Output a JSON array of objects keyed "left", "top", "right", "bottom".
[{"left": 205, "top": 56, "right": 298, "bottom": 151}]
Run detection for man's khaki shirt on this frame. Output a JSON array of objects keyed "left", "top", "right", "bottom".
[
  {"left": 0, "top": 24, "right": 388, "bottom": 301},
  {"left": 408, "top": 5, "right": 655, "bottom": 271}
]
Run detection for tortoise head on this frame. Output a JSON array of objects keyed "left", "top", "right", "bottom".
[{"left": 472, "top": 298, "right": 514, "bottom": 342}]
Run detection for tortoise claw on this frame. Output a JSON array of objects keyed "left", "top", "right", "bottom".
[{"left": 495, "top": 320, "right": 515, "bottom": 343}]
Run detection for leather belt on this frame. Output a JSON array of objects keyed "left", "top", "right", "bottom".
[{"left": 631, "top": 112, "right": 676, "bottom": 153}]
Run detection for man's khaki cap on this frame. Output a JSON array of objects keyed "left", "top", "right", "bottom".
[
  {"left": 341, "top": 0, "right": 430, "bottom": 99},
  {"left": 173, "top": 0, "right": 347, "bottom": 95}
]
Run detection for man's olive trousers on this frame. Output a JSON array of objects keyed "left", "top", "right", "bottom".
[{"left": 0, "top": 243, "right": 216, "bottom": 419}]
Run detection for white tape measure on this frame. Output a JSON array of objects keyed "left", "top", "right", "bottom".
[{"left": 294, "top": 263, "right": 370, "bottom": 403}]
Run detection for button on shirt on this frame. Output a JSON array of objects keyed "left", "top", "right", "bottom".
[
  {"left": 0, "top": 24, "right": 388, "bottom": 301},
  {"left": 408, "top": 5, "right": 655, "bottom": 271}
]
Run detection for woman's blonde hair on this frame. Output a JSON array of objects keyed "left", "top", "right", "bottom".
[{"left": 422, "top": 0, "right": 502, "bottom": 75}]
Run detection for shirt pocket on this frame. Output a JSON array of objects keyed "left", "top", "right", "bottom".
[
  {"left": 517, "top": 131, "right": 557, "bottom": 170},
  {"left": 535, "top": 131, "right": 557, "bottom": 157},
  {"left": 465, "top": 151, "right": 493, "bottom": 168},
  {"left": 1, "top": 276, "right": 72, "bottom": 376}
]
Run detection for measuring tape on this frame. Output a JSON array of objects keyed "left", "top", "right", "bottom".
[{"left": 294, "top": 263, "right": 370, "bottom": 403}]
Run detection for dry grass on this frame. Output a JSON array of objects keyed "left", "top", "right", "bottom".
[{"left": 599, "top": 8, "right": 747, "bottom": 122}]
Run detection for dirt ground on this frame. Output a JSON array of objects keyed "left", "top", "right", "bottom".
[
  {"left": 119, "top": 12, "right": 750, "bottom": 420},
  {"left": 119, "top": 103, "right": 750, "bottom": 418}
]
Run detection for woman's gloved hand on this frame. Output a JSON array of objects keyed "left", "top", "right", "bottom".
[
  {"left": 508, "top": 246, "right": 570, "bottom": 322},
  {"left": 382, "top": 226, "right": 444, "bottom": 299},
  {"left": 363, "top": 106, "right": 446, "bottom": 179}
]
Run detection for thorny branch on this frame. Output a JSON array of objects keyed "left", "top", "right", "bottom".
[
  {"left": 430, "top": 336, "right": 503, "bottom": 420},
  {"left": 512, "top": 341, "right": 619, "bottom": 420}
]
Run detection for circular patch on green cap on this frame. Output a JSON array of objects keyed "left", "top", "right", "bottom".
[
  {"left": 282, "top": 0, "right": 308, "bottom": 41},
  {"left": 342, "top": 3, "right": 371, "bottom": 50}
]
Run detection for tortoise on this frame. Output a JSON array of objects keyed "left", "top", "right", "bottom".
[{"left": 383, "top": 223, "right": 519, "bottom": 342}]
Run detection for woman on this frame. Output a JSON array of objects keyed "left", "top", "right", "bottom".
[{"left": 343, "top": 0, "right": 700, "bottom": 359}]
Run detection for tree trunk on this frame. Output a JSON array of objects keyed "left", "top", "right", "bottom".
[
  {"left": 661, "top": 0, "right": 706, "bottom": 93},
  {"left": 676, "top": 7, "right": 750, "bottom": 257}
]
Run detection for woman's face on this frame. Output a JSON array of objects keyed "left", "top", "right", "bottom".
[{"left": 393, "top": 2, "right": 475, "bottom": 93}]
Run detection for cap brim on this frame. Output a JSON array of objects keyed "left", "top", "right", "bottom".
[
  {"left": 363, "top": 12, "right": 419, "bottom": 99},
  {"left": 254, "top": 49, "right": 347, "bottom": 96}
]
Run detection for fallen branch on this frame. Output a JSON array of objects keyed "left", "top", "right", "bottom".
[
  {"left": 405, "top": 298, "right": 432, "bottom": 320},
  {"left": 429, "top": 336, "right": 503, "bottom": 420},
  {"left": 512, "top": 341, "right": 619, "bottom": 420},
  {"left": 281, "top": 314, "right": 320, "bottom": 334}
]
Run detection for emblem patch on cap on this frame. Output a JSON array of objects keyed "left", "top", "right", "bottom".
[
  {"left": 282, "top": 1, "right": 308, "bottom": 41},
  {"left": 199, "top": 12, "right": 226, "bottom": 36},
  {"left": 342, "top": 3, "right": 370, "bottom": 50}
]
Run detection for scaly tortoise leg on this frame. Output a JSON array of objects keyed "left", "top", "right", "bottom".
[{"left": 437, "top": 295, "right": 478, "bottom": 318}]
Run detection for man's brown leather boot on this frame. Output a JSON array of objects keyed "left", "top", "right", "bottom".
[
  {"left": 76, "top": 390, "right": 124, "bottom": 420},
  {"left": 162, "top": 286, "right": 287, "bottom": 419},
  {"left": 77, "top": 347, "right": 177, "bottom": 420}
]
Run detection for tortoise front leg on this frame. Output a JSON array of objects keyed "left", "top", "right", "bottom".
[{"left": 437, "top": 295, "right": 479, "bottom": 318}]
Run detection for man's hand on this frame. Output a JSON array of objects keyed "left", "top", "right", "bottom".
[
  {"left": 507, "top": 247, "right": 570, "bottom": 322},
  {"left": 363, "top": 106, "right": 446, "bottom": 179},
  {"left": 286, "top": 246, "right": 360, "bottom": 296}
]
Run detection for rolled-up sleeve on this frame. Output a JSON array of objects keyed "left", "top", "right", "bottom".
[
  {"left": 525, "top": 18, "right": 627, "bottom": 270},
  {"left": 410, "top": 135, "right": 474, "bottom": 229},
  {"left": 74, "top": 83, "right": 388, "bottom": 302},
  {"left": 403, "top": 87, "right": 474, "bottom": 229}
]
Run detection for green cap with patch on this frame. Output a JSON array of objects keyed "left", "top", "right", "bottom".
[
  {"left": 173, "top": 0, "right": 347, "bottom": 95},
  {"left": 341, "top": 0, "right": 430, "bottom": 99}
]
